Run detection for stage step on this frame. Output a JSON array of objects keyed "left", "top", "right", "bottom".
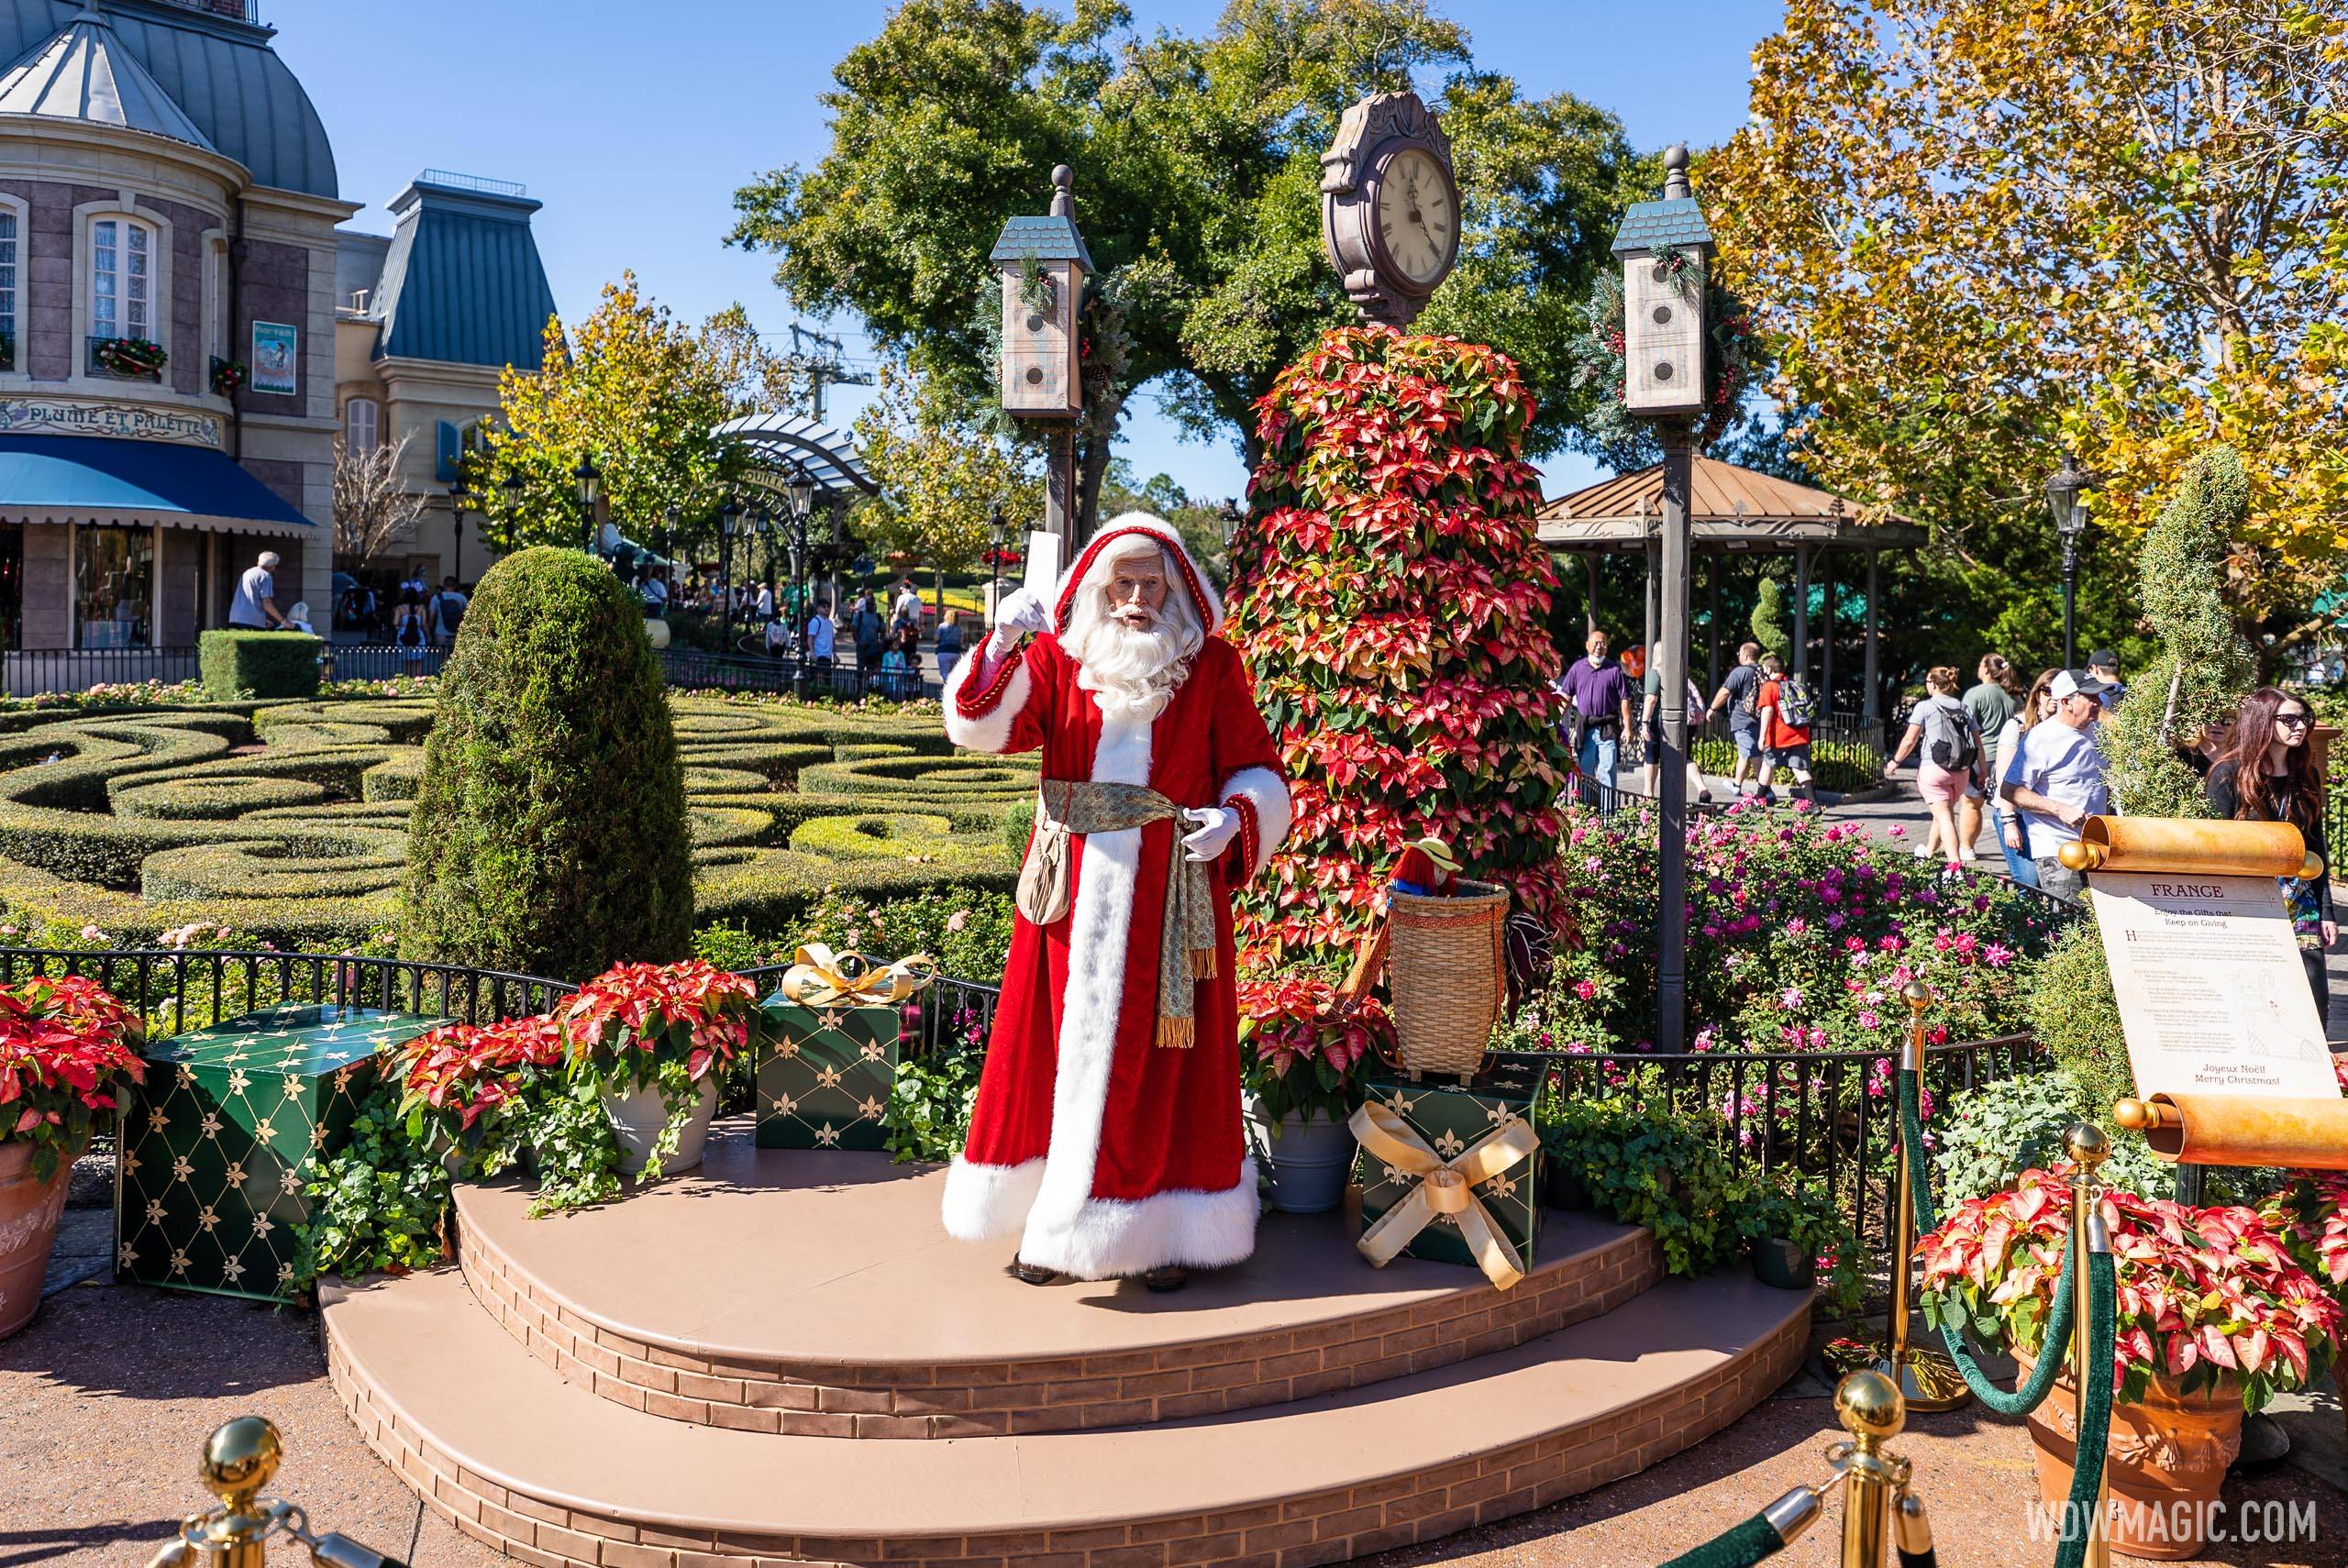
[
  {"left": 322, "top": 1263, "right": 1810, "bottom": 1568},
  {"left": 452, "top": 1130, "right": 1666, "bottom": 1437}
]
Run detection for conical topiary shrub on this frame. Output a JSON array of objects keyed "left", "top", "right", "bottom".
[
  {"left": 2100, "top": 447, "right": 2258, "bottom": 819},
  {"left": 401, "top": 547, "right": 692, "bottom": 980},
  {"left": 1224, "top": 327, "right": 1570, "bottom": 967}
]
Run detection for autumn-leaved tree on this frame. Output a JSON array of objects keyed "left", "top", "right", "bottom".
[
  {"left": 478, "top": 276, "right": 764, "bottom": 560},
  {"left": 850, "top": 360, "right": 1041, "bottom": 615},
  {"left": 730, "top": 0, "right": 1645, "bottom": 530},
  {"left": 1709, "top": 0, "right": 2348, "bottom": 631}
]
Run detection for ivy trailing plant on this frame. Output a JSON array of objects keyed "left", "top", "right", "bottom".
[
  {"left": 1226, "top": 326, "right": 1571, "bottom": 967},
  {"left": 885, "top": 1044, "right": 982, "bottom": 1165}
]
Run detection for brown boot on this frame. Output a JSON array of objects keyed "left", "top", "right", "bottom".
[
  {"left": 1009, "top": 1254, "right": 1058, "bottom": 1286},
  {"left": 1142, "top": 1265, "right": 1189, "bottom": 1293}
]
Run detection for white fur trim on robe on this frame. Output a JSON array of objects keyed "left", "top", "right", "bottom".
[
  {"left": 940, "top": 644, "right": 1033, "bottom": 754},
  {"left": 1218, "top": 764, "right": 1291, "bottom": 881},
  {"left": 947, "top": 693, "right": 1257, "bottom": 1279},
  {"left": 940, "top": 1155, "right": 1043, "bottom": 1242}
]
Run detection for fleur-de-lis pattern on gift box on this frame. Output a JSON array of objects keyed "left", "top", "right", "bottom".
[{"left": 116, "top": 1005, "right": 448, "bottom": 1302}]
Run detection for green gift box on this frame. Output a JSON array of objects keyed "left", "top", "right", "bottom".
[
  {"left": 115, "top": 1005, "right": 448, "bottom": 1302},
  {"left": 755, "top": 994, "right": 903, "bottom": 1151},
  {"left": 1355, "top": 1055, "right": 1543, "bottom": 1275}
]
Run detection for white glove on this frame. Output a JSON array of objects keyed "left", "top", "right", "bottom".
[
  {"left": 1180, "top": 805, "right": 1240, "bottom": 864},
  {"left": 990, "top": 588, "right": 1049, "bottom": 655}
]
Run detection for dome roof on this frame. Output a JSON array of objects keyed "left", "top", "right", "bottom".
[
  {"left": 0, "top": 4, "right": 218, "bottom": 154},
  {"left": 0, "top": 1, "right": 338, "bottom": 197}
]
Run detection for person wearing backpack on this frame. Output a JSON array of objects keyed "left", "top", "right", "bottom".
[
  {"left": 1704, "top": 641, "right": 1767, "bottom": 798},
  {"left": 393, "top": 600, "right": 429, "bottom": 675},
  {"left": 429, "top": 577, "right": 468, "bottom": 648},
  {"left": 1887, "top": 666, "right": 1980, "bottom": 862},
  {"left": 1754, "top": 652, "right": 1816, "bottom": 804}
]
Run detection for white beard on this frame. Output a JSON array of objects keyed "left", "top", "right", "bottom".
[{"left": 1072, "top": 615, "right": 1192, "bottom": 722}]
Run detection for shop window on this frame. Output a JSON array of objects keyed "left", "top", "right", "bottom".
[
  {"left": 345, "top": 397, "right": 380, "bottom": 455},
  {"left": 76, "top": 526, "right": 154, "bottom": 649},
  {"left": 0, "top": 210, "right": 16, "bottom": 370},
  {"left": 92, "top": 218, "right": 154, "bottom": 343}
]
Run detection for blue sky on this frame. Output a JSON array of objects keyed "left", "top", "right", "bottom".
[{"left": 275, "top": 1, "right": 1778, "bottom": 502}]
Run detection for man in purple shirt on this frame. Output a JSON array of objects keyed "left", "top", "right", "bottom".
[{"left": 1556, "top": 627, "right": 1633, "bottom": 805}]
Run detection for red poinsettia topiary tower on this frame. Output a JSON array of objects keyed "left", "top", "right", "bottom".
[{"left": 1226, "top": 326, "right": 1570, "bottom": 967}]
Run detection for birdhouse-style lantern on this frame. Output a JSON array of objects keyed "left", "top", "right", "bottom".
[
  {"left": 989, "top": 166, "right": 1093, "bottom": 420},
  {"left": 1610, "top": 144, "right": 1713, "bottom": 419}
]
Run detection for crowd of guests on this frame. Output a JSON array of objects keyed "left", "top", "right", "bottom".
[
  {"left": 622, "top": 569, "right": 973, "bottom": 697},
  {"left": 1551, "top": 629, "right": 1822, "bottom": 808}
]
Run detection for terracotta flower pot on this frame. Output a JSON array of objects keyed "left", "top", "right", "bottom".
[
  {"left": 0, "top": 1142, "right": 74, "bottom": 1340},
  {"left": 2013, "top": 1348, "right": 2244, "bottom": 1560}
]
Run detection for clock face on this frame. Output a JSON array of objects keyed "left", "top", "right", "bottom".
[{"left": 1374, "top": 146, "right": 1456, "bottom": 288}]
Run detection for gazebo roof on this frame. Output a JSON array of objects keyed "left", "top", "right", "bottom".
[{"left": 1536, "top": 456, "right": 1925, "bottom": 552}]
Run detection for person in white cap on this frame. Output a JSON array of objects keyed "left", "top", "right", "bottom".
[
  {"left": 228, "top": 550, "right": 285, "bottom": 630},
  {"left": 938, "top": 513, "right": 1290, "bottom": 1292},
  {"left": 1999, "top": 668, "right": 2113, "bottom": 900}
]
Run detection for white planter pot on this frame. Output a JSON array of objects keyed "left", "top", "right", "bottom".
[
  {"left": 601, "top": 1076, "right": 719, "bottom": 1177},
  {"left": 1244, "top": 1093, "right": 1357, "bottom": 1215}
]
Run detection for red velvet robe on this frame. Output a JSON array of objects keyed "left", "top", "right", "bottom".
[{"left": 938, "top": 518, "right": 1290, "bottom": 1277}]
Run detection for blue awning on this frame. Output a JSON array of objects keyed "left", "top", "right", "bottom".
[{"left": 0, "top": 434, "right": 316, "bottom": 537}]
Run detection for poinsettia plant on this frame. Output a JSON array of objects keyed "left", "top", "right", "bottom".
[
  {"left": 1226, "top": 327, "right": 1572, "bottom": 967},
  {"left": 1236, "top": 966, "right": 1392, "bottom": 1125},
  {"left": 395, "top": 1012, "right": 567, "bottom": 1167},
  {"left": 0, "top": 975, "right": 145, "bottom": 1181},
  {"left": 559, "top": 960, "right": 759, "bottom": 1180},
  {"left": 1919, "top": 1165, "right": 2346, "bottom": 1412},
  {"left": 2260, "top": 1172, "right": 2348, "bottom": 1308}
]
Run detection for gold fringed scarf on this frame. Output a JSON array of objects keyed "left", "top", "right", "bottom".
[{"left": 1026, "top": 778, "right": 1218, "bottom": 1048}]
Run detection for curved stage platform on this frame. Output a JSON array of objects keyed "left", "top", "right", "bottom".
[{"left": 322, "top": 1121, "right": 1811, "bottom": 1567}]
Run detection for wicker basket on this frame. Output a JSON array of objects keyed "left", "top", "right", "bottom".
[{"left": 1385, "top": 878, "right": 1512, "bottom": 1080}]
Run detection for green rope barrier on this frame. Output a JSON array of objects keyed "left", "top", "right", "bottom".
[
  {"left": 2053, "top": 1249, "right": 2119, "bottom": 1568},
  {"left": 1897, "top": 1066, "right": 2074, "bottom": 1415},
  {"left": 1656, "top": 1512, "right": 1784, "bottom": 1568}
]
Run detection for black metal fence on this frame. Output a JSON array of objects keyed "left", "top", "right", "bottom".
[
  {"left": 4, "top": 646, "right": 203, "bottom": 696},
  {"left": 1528, "top": 1031, "right": 2048, "bottom": 1251},
  {"left": 323, "top": 644, "right": 450, "bottom": 682},
  {"left": 659, "top": 648, "right": 942, "bottom": 701},
  {"left": 0, "top": 946, "right": 574, "bottom": 1038}
]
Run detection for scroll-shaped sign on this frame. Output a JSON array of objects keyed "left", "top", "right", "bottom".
[{"left": 2072, "top": 816, "right": 2342, "bottom": 1101}]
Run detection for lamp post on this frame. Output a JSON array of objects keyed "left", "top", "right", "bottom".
[
  {"left": 1610, "top": 143, "right": 1711, "bottom": 1055},
  {"left": 719, "top": 497, "right": 743, "bottom": 648},
  {"left": 445, "top": 480, "right": 470, "bottom": 586},
  {"left": 499, "top": 474, "right": 520, "bottom": 555},
  {"left": 574, "top": 454, "right": 603, "bottom": 555},
  {"left": 2045, "top": 457, "right": 2094, "bottom": 670}
]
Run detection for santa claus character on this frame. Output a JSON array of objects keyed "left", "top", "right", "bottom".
[{"left": 939, "top": 514, "right": 1290, "bottom": 1290}]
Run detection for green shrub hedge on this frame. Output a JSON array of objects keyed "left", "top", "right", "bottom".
[
  {"left": 403, "top": 547, "right": 694, "bottom": 982},
  {"left": 0, "top": 681, "right": 1023, "bottom": 954},
  {"left": 200, "top": 630, "right": 324, "bottom": 700}
]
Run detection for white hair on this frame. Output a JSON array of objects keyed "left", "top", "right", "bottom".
[
  {"left": 258, "top": 551, "right": 281, "bottom": 569},
  {"left": 1063, "top": 535, "right": 1202, "bottom": 722}
]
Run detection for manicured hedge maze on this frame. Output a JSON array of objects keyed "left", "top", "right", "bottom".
[{"left": 0, "top": 695, "right": 1024, "bottom": 948}]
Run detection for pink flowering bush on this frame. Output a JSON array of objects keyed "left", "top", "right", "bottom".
[
  {"left": 1920, "top": 1166, "right": 2345, "bottom": 1411},
  {"left": 1541, "top": 800, "right": 2060, "bottom": 1055}
]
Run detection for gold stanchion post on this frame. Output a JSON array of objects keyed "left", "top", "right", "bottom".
[
  {"left": 2066, "top": 1122, "right": 2113, "bottom": 1568},
  {"left": 1833, "top": 1370, "right": 1908, "bottom": 1568},
  {"left": 1868, "top": 979, "right": 1970, "bottom": 1410},
  {"left": 145, "top": 1418, "right": 407, "bottom": 1568}
]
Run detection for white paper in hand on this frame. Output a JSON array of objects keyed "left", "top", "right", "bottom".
[{"left": 1022, "top": 531, "right": 1063, "bottom": 604}]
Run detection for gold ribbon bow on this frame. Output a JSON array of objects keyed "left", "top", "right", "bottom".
[
  {"left": 777, "top": 944, "right": 936, "bottom": 1008},
  {"left": 1348, "top": 1100, "right": 1540, "bottom": 1291}
]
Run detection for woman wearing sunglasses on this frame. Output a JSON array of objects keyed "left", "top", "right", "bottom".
[{"left": 2206, "top": 687, "right": 2336, "bottom": 1028}]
